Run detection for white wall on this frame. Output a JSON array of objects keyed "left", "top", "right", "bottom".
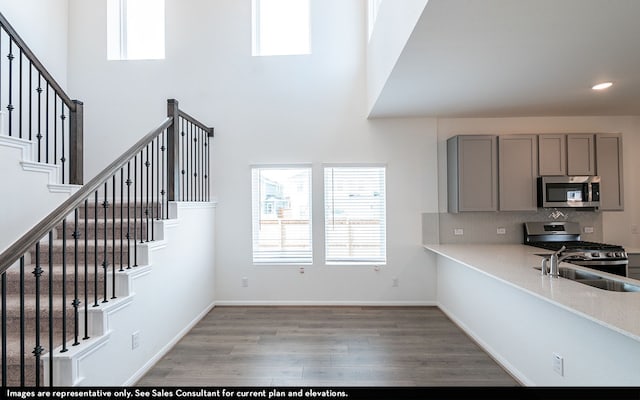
[
  {"left": 67, "top": 0, "right": 439, "bottom": 305},
  {"left": 436, "top": 116, "right": 640, "bottom": 250},
  {"left": 366, "top": 0, "right": 428, "bottom": 115},
  {"left": 0, "top": 0, "right": 69, "bottom": 88}
]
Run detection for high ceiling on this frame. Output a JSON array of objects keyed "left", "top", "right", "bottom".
[{"left": 369, "top": 0, "right": 640, "bottom": 118}]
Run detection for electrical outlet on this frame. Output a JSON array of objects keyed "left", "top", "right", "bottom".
[
  {"left": 552, "top": 353, "right": 564, "bottom": 376},
  {"left": 454, "top": 228, "right": 464, "bottom": 236},
  {"left": 241, "top": 277, "right": 248, "bottom": 287},
  {"left": 497, "top": 227, "right": 506, "bottom": 235},
  {"left": 392, "top": 277, "right": 399, "bottom": 287},
  {"left": 584, "top": 226, "right": 594, "bottom": 234},
  {"left": 132, "top": 331, "right": 140, "bottom": 350},
  {"left": 632, "top": 225, "right": 639, "bottom": 235},
  {"left": 299, "top": 267, "right": 305, "bottom": 274}
]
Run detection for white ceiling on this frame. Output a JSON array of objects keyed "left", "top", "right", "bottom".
[{"left": 369, "top": 0, "right": 640, "bottom": 118}]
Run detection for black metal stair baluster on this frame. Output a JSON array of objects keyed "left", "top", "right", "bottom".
[
  {"left": 191, "top": 122, "right": 195, "bottom": 201},
  {"left": 120, "top": 168, "right": 124, "bottom": 272},
  {"left": 61, "top": 218, "right": 68, "bottom": 353},
  {"left": 36, "top": 73, "right": 42, "bottom": 162},
  {"left": 7, "top": 40, "right": 14, "bottom": 136},
  {"left": 1, "top": 269, "right": 5, "bottom": 388},
  {"left": 161, "top": 130, "right": 166, "bottom": 219},
  {"left": 93, "top": 191, "right": 99, "bottom": 307},
  {"left": 151, "top": 139, "right": 155, "bottom": 241},
  {"left": 33, "top": 242, "right": 43, "bottom": 386},
  {"left": 19, "top": 257, "right": 25, "bottom": 385},
  {"left": 53, "top": 97, "right": 57, "bottom": 167},
  {"left": 18, "top": 49, "right": 22, "bottom": 139},
  {"left": 126, "top": 162, "right": 132, "bottom": 269},
  {"left": 204, "top": 132, "right": 211, "bottom": 201},
  {"left": 102, "top": 183, "right": 109, "bottom": 303},
  {"left": 72, "top": 209, "right": 80, "bottom": 346},
  {"left": 141, "top": 151, "right": 145, "bottom": 245},
  {"left": 133, "top": 155, "right": 138, "bottom": 267},
  {"left": 111, "top": 175, "right": 116, "bottom": 299},
  {"left": 156, "top": 135, "right": 160, "bottom": 221},
  {"left": 145, "top": 145, "right": 150, "bottom": 242},
  {"left": 28, "top": 62, "right": 32, "bottom": 142},
  {"left": 83, "top": 199, "right": 89, "bottom": 340},
  {"left": 1, "top": 269, "right": 6, "bottom": 387},
  {"left": 47, "top": 231, "right": 53, "bottom": 386},
  {"left": 60, "top": 106, "right": 66, "bottom": 183},
  {"left": 181, "top": 119, "right": 186, "bottom": 201}
]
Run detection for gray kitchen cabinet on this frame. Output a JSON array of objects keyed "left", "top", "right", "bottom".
[
  {"left": 447, "top": 135, "right": 498, "bottom": 212},
  {"left": 596, "top": 133, "right": 624, "bottom": 211},
  {"left": 628, "top": 254, "right": 640, "bottom": 280},
  {"left": 498, "top": 135, "right": 538, "bottom": 211},
  {"left": 539, "top": 133, "right": 597, "bottom": 176},
  {"left": 567, "top": 134, "right": 596, "bottom": 176},
  {"left": 538, "top": 134, "right": 566, "bottom": 176}
]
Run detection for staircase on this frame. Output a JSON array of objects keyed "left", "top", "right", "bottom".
[{"left": 0, "top": 11, "right": 215, "bottom": 387}]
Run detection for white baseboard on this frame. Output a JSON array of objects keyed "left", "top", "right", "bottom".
[{"left": 214, "top": 300, "right": 437, "bottom": 307}]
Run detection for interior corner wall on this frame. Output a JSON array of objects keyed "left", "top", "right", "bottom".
[
  {"left": 67, "top": 0, "right": 439, "bottom": 305},
  {"left": 0, "top": 0, "right": 69, "bottom": 89},
  {"left": 366, "top": 0, "right": 428, "bottom": 115}
]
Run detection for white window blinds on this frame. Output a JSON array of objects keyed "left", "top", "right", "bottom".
[
  {"left": 252, "top": 166, "right": 312, "bottom": 264},
  {"left": 324, "top": 166, "right": 386, "bottom": 264}
]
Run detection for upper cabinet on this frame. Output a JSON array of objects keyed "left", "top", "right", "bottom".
[
  {"left": 567, "top": 134, "right": 596, "bottom": 176},
  {"left": 539, "top": 134, "right": 596, "bottom": 176},
  {"left": 499, "top": 135, "right": 538, "bottom": 211},
  {"left": 538, "top": 134, "right": 566, "bottom": 176},
  {"left": 596, "top": 133, "right": 624, "bottom": 211},
  {"left": 447, "top": 135, "right": 498, "bottom": 213}
]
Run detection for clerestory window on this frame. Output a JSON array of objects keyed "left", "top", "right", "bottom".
[{"left": 107, "top": 0, "right": 165, "bottom": 60}]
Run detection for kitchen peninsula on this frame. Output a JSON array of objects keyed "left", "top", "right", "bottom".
[{"left": 424, "top": 243, "right": 640, "bottom": 386}]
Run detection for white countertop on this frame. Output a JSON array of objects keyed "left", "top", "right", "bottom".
[{"left": 424, "top": 243, "right": 640, "bottom": 342}]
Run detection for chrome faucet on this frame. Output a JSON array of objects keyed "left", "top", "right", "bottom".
[{"left": 541, "top": 245, "right": 566, "bottom": 277}]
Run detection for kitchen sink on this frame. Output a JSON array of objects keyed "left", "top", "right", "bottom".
[
  {"left": 533, "top": 254, "right": 640, "bottom": 292},
  {"left": 557, "top": 267, "right": 640, "bottom": 293}
]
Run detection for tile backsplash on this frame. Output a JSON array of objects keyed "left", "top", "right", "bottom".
[{"left": 423, "top": 209, "right": 603, "bottom": 245}]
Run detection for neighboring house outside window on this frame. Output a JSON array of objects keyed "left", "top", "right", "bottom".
[
  {"left": 107, "top": 0, "right": 165, "bottom": 60},
  {"left": 251, "top": 166, "right": 313, "bottom": 264}
]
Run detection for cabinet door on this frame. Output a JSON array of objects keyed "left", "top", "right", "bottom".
[
  {"left": 567, "top": 134, "right": 595, "bottom": 175},
  {"left": 447, "top": 135, "right": 498, "bottom": 212},
  {"left": 596, "top": 133, "right": 624, "bottom": 211},
  {"left": 538, "top": 134, "right": 566, "bottom": 176},
  {"left": 499, "top": 135, "right": 538, "bottom": 211}
]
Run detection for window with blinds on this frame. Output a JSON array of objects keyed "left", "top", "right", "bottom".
[
  {"left": 251, "top": 166, "right": 312, "bottom": 264},
  {"left": 324, "top": 166, "right": 386, "bottom": 265}
]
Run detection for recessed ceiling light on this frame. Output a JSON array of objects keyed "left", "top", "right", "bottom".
[{"left": 592, "top": 82, "right": 613, "bottom": 90}]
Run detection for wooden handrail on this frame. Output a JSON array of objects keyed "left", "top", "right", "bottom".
[
  {"left": 0, "top": 12, "right": 76, "bottom": 110},
  {"left": 0, "top": 117, "right": 171, "bottom": 274}
]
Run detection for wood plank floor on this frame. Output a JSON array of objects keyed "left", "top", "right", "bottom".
[{"left": 135, "top": 306, "right": 520, "bottom": 387}]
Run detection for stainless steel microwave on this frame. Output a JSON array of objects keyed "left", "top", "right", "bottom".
[{"left": 537, "top": 176, "right": 600, "bottom": 209}]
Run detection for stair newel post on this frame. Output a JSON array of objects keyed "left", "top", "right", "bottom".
[
  {"left": 69, "top": 100, "right": 84, "bottom": 185},
  {"left": 167, "top": 99, "right": 180, "bottom": 203}
]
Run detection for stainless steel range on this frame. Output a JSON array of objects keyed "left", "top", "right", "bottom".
[{"left": 523, "top": 221, "right": 628, "bottom": 277}]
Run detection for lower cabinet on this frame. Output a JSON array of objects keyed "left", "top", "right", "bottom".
[{"left": 628, "top": 254, "right": 640, "bottom": 280}]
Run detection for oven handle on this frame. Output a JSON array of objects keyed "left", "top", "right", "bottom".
[{"left": 568, "top": 260, "right": 628, "bottom": 266}]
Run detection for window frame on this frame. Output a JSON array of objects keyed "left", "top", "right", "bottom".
[
  {"left": 251, "top": 0, "right": 312, "bottom": 57},
  {"left": 251, "top": 164, "right": 314, "bottom": 265},
  {"left": 107, "top": 0, "right": 166, "bottom": 61},
  {"left": 322, "top": 163, "right": 387, "bottom": 266}
]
